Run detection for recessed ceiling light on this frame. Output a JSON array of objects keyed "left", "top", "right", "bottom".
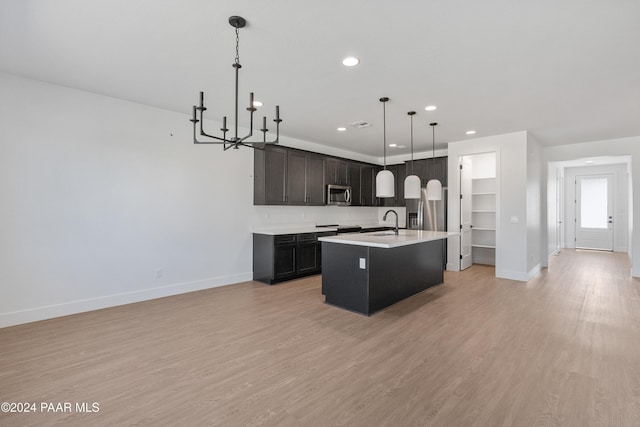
[
  {"left": 337, "top": 127, "right": 347, "bottom": 132},
  {"left": 425, "top": 105, "right": 437, "bottom": 111},
  {"left": 253, "top": 100, "right": 263, "bottom": 107},
  {"left": 388, "top": 143, "right": 397, "bottom": 147},
  {"left": 342, "top": 57, "right": 360, "bottom": 67},
  {"left": 466, "top": 130, "right": 476, "bottom": 135},
  {"left": 396, "top": 144, "right": 407, "bottom": 149},
  {"left": 585, "top": 160, "right": 594, "bottom": 164}
]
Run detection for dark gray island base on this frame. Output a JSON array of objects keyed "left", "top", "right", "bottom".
[{"left": 321, "top": 236, "right": 445, "bottom": 316}]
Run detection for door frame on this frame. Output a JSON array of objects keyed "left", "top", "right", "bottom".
[
  {"left": 561, "top": 163, "right": 629, "bottom": 253},
  {"left": 447, "top": 149, "right": 500, "bottom": 273},
  {"left": 574, "top": 173, "right": 614, "bottom": 251}
]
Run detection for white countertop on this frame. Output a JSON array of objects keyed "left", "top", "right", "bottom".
[{"left": 318, "top": 230, "right": 458, "bottom": 248}]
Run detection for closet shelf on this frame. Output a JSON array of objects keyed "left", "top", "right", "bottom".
[{"left": 471, "top": 244, "right": 496, "bottom": 249}]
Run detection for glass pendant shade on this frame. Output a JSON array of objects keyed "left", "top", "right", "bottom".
[
  {"left": 426, "top": 178, "right": 442, "bottom": 200},
  {"left": 404, "top": 174, "right": 421, "bottom": 199},
  {"left": 376, "top": 169, "right": 395, "bottom": 198}
]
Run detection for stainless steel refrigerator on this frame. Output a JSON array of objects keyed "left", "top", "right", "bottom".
[
  {"left": 406, "top": 187, "right": 448, "bottom": 266},
  {"left": 406, "top": 187, "right": 447, "bottom": 231}
]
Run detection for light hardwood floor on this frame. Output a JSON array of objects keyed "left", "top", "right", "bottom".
[{"left": 1, "top": 250, "right": 640, "bottom": 426}]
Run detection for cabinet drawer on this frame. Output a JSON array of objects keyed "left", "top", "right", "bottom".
[
  {"left": 274, "top": 234, "right": 297, "bottom": 246},
  {"left": 297, "top": 232, "right": 317, "bottom": 243}
]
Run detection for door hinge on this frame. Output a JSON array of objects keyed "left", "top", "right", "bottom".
[
  {"left": 460, "top": 194, "right": 463, "bottom": 199},
  {"left": 460, "top": 165, "right": 463, "bottom": 170},
  {"left": 460, "top": 255, "right": 463, "bottom": 260},
  {"left": 460, "top": 224, "right": 463, "bottom": 230}
]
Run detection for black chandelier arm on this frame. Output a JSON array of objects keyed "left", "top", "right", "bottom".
[{"left": 192, "top": 111, "right": 282, "bottom": 147}]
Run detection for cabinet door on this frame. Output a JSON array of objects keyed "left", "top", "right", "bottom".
[
  {"left": 287, "top": 151, "right": 307, "bottom": 205},
  {"left": 349, "top": 163, "right": 362, "bottom": 206},
  {"left": 434, "top": 157, "right": 448, "bottom": 186},
  {"left": 306, "top": 156, "right": 326, "bottom": 205},
  {"left": 264, "top": 147, "right": 287, "bottom": 205},
  {"left": 361, "top": 165, "right": 375, "bottom": 206},
  {"left": 424, "top": 156, "right": 448, "bottom": 187},
  {"left": 409, "top": 159, "right": 428, "bottom": 187},
  {"left": 382, "top": 165, "right": 399, "bottom": 207},
  {"left": 274, "top": 245, "right": 296, "bottom": 279},
  {"left": 396, "top": 163, "right": 406, "bottom": 207},
  {"left": 297, "top": 243, "right": 319, "bottom": 274},
  {"left": 337, "top": 160, "right": 348, "bottom": 185},
  {"left": 326, "top": 158, "right": 338, "bottom": 185},
  {"left": 327, "top": 158, "right": 349, "bottom": 185}
]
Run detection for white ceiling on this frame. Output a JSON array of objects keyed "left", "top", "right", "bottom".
[{"left": 1, "top": 0, "right": 639, "bottom": 157}]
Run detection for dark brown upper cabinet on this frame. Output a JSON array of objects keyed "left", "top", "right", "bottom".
[
  {"left": 326, "top": 158, "right": 349, "bottom": 186},
  {"left": 255, "top": 146, "right": 325, "bottom": 206},
  {"left": 406, "top": 157, "right": 448, "bottom": 187}
]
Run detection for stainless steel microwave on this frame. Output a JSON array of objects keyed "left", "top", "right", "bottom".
[{"left": 327, "top": 184, "right": 351, "bottom": 206}]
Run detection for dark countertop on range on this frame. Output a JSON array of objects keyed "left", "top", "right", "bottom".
[{"left": 251, "top": 223, "right": 396, "bottom": 236}]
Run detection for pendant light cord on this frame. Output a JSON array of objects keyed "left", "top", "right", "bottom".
[
  {"left": 235, "top": 27, "right": 240, "bottom": 65},
  {"left": 383, "top": 101, "right": 387, "bottom": 169},
  {"left": 408, "top": 111, "right": 416, "bottom": 174},
  {"left": 430, "top": 122, "right": 438, "bottom": 167}
]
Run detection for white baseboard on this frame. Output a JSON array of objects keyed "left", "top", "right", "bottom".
[
  {"left": 528, "top": 263, "right": 542, "bottom": 279},
  {"left": 0, "top": 272, "right": 253, "bottom": 328},
  {"left": 496, "top": 269, "right": 528, "bottom": 282},
  {"left": 496, "top": 264, "right": 541, "bottom": 282},
  {"left": 446, "top": 262, "right": 460, "bottom": 272}
]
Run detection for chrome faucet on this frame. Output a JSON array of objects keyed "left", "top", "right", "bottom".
[{"left": 383, "top": 209, "right": 399, "bottom": 235}]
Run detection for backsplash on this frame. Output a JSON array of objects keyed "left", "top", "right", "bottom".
[{"left": 251, "top": 205, "right": 406, "bottom": 230}]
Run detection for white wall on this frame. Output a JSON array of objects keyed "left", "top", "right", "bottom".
[
  {"left": 447, "top": 131, "right": 535, "bottom": 281},
  {"left": 562, "top": 164, "right": 629, "bottom": 252},
  {"left": 542, "top": 138, "right": 640, "bottom": 276},
  {"left": 0, "top": 72, "right": 393, "bottom": 327},
  {"left": 526, "top": 137, "right": 542, "bottom": 275},
  {"left": 0, "top": 72, "right": 262, "bottom": 326},
  {"left": 546, "top": 162, "right": 562, "bottom": 262}
]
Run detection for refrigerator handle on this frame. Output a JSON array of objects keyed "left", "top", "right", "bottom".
[{"left": 417, "top": 200, "right": 424, "bottom": 229}]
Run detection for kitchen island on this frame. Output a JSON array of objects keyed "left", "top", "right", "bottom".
[{"left": 318, "top": 230, "right": 456, "bottom": 315}]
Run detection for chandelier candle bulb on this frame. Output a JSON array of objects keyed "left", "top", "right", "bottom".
[
  {"left": 263, "top": 116, "right": 267, "bottom": 130},
  {"left": 222, "top": 116, "right": 227, "bottom": 131},
  {"left": 276, "top": 106, "right": 280, "bottom": 120}
]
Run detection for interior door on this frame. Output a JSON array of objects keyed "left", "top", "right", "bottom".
[
  {"left": 575, "top": 174, "right": 613, "bottom": 251},
  {"left": 460, "top": 158, "right": 472, "bottom": 270}
]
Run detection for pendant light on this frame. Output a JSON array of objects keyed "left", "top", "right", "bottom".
[
  {"left": 404, "top": 111, "right": 421, "bottom": 199},
  {"left": 375, "top": 97, "right": 394, "bottom": 198},
  {"left": 426, "top": 122, "right": 442, "bottom": 200}
]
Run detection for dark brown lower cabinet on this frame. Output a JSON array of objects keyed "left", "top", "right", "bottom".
[
  {"left": 253, "top": 231, "right": 336, "bottom": 284},
  {"left": 274, "top": 244, "right": 297, "bottom": 280}
]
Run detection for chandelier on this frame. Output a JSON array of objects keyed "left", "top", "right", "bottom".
[{"left": 190, "top": 16, "right": 282, "bottom": 150}]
